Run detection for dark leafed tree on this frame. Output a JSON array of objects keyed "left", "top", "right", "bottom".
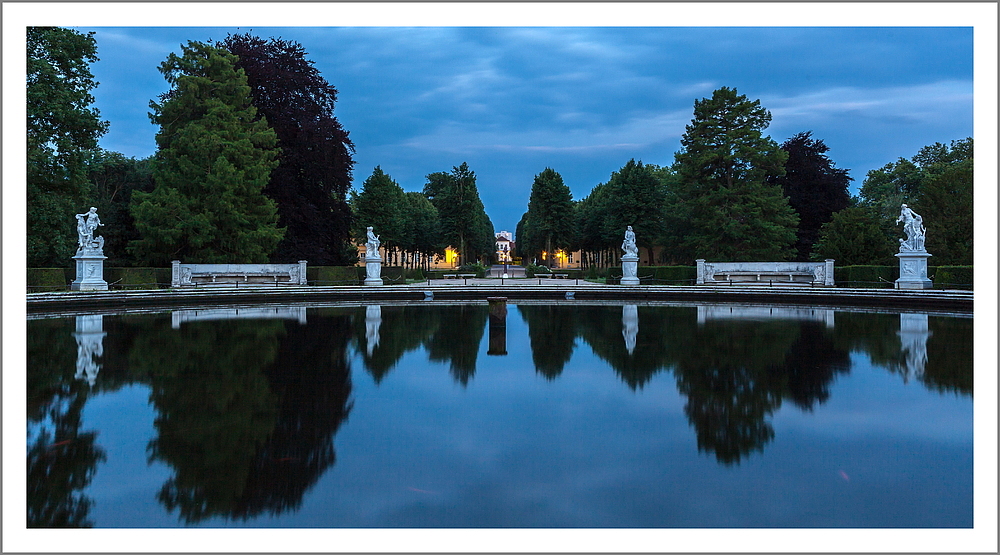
[
  {"left": 424, "top": 163, "right": 494, "bottom": 266},
  {"left": 221, "top": 34, "right": 356, "bottom": 265},
  {"left": 27, "top": 27, "right": 109, "bottom": 267},
  {"left": 130, "top": 41, "right": 282, "bottom": 265},
  {"left": 770, "top": 132, "right": 852, "bottom": 261},
  {"left": 523, "top": 168, "right": 575, "bottom": 268},
  {"left": 673, "top": 87, "right": 797, "bottom": 262}
]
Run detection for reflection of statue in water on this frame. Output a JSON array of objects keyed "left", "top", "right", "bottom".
[
  {"left": 75, "top": 207, "right": 104, "bottom": 252},
  {"left": 622, "top": 305, "right": 638, "bottom": 355},
  {"left": 621, "top": 226, "right": 638, "bottom": 257},
  {"left": 896, "top": 204, "right": 926, "bottom": 252},
  {"left": 365, "top": 226, "right": 381, "bottom": 258}
]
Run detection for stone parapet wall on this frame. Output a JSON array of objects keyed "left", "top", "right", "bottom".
[
  {"left": 696, "top": 259, "right": 835, "bottom": 286},
  {"left": 171, "top": 260, "right": 308, "bottom": 287}
]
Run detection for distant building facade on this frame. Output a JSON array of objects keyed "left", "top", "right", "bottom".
[{"left": 495, "top": 231, "right": 514, "bottom": 263}]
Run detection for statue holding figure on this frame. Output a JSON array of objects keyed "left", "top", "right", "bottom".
[
  {"left": 621, "top": 225, "right": 639, "bottom": 257},
  {"left": 365, "top": 226, "right": 381, "bottom": 259},
  {"left": 75, "top": 207, "right": 104, "bottom": 253},
  {"left": 896, "top": 204, "right": 926, "bottom": 252}
]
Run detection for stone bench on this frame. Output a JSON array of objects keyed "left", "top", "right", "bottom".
[
  {"left": 172, "top": 261, "right": 308, "bottom": 287},
  {"left": 552, "top": 273, "right": 570, "bottom": 279},
  {"left": 696, "top": 259, "right": 835, "bottom": 287}
]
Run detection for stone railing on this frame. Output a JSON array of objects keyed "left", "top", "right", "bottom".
[
  {"left": 696, "top": 259, "right": 835, "bottom": 286},
  {"left": 171, "top": 260, "right": 307, "bottom": 287}
]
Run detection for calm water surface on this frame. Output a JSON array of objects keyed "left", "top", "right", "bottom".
[{"left": 26, "top": 302, "right": 973, "bottom": 528}]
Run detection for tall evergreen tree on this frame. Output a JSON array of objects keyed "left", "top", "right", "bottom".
[
  {"left": 350, "top": 166, "right": 408, "bottom": 258},
  {"left": 220, "top": 34, "right": 356, "bottom": 265},
  {"left": 424, "top": 163, "right": 494, "bottom": 266},
  {"left": 600, "top": 159, "right": 667, "bottom": 265},
  {"left": 130, "top": 41, "right": 282, "bottom": 265},
  {"left": 523, "top": 168, "right": 575, "bottom": 267},
  {"left": 673, "top": 87, "right": 797, "bottom": 262},
  {"left": 771, "top": 132, "right": 852, "bottom": 261},
  {"left": 27, "top": 27, "right": 109, "bottom": 267}
]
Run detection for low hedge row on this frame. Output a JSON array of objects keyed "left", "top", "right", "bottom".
[{"left": 27, "top": 268, "right": 68, "bottom": 290}]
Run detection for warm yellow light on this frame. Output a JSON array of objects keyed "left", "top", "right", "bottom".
[
  {"left": 541, "top": 251, "right": 547, "bottom": 260},
  {"left": 445, "top": 248, "right": 458, "bottom": 265}
]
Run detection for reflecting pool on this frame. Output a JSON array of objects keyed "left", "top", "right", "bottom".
[{"left": 26, "top": 302, "right": 972, "bottom": 528}]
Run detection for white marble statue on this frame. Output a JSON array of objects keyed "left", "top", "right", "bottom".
[
  {"left": 365, "top": 226, "right": 381, "bottom": 258},
  {"left": 621, "top": 225, "right": 638, "bottom": 257},
  {"left": 896, "top": 204, "right": 926, "bottom": 252},
  {"left": 75, "top": 207, "right": 104, "bottom": 253}
]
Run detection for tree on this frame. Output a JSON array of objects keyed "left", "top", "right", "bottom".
[
  {"left": 859, "top": 138, "right": 973, "bottom": 264},
  {"left": 85, "top": 151, "right": 155, "bottom": 266},
  {"left": 912, "top": 159, "right": 973, "bottom": 265},
  {"left": 600, "top": 160, "right": 667, "bottom": 265},
  {"left": 424, "top": 163, "right": 494, "bottom": 266},
  {"left": 220, "top": 34, "right": 356, "bottom": 265},
  {"left": 350, "top": 166, "right": 408, "bottom": 260},
  {"left": 129, "top": 41, "right": 282, "bottom": 265},
  {"left": 522, "top": 168, "right": 575, "bottom": 268},
  {"left": 811, "top": 206, "right": 896, "bottom": 266},
  {"left": 673, "top": 87, "right": 797, "bottom": 262},
  {"left": 770, "top": 132, "right": 852, "bottom": 261},
  {"left": 27, "top": 27, "right": 109, "bottom": 267},
  {"left": 401, "top": 192, "right": 444, "bottom": 269}
]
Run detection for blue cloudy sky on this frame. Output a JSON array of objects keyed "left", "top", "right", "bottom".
[{"left": 75, "top": 23, "right": 974, "bottom": 231}]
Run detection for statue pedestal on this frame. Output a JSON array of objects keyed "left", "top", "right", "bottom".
[
  {"left": 895, "top": 251, "right": 933, "bottom": 289},
  {"left": 364, "top": 255, "right": 383, "bottom": 286},
  {"left": 620, "top": 254, "right": 640, "bottom": 285},
  {"left": 71, "top": 251, "right": 108, "bottom": 291}
]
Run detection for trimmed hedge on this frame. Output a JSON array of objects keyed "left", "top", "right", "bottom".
[
  {"left": 309, "top": 266, "right": 361, "bottom": 285},
  {"left": 104, "top": 267, "right": 168, "bottom": 289},
  {"left": 651, "top": 266, "right": 697, "bottom": 285},
  {"left": 27, "top": 268, "right": 67, "bottom": 290},
  {"left": 834, "top": 265, "right": 898, "bottom": 288},
  {"left": 930, "top": 265, "right": 973, "bottom": 288}
]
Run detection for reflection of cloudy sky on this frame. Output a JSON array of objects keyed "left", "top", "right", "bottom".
[
  {"left": 76, "top": 25, "right": 972, "bottom": 229},
  {"left": 75, "top": 308, "right": 971, "bottom": 530}
]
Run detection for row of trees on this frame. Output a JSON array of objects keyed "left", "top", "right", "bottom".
[
  {"left": 28, "top": 29, "right": 359, "bottom": 268},
  {"left": 350, "top": 163, "right": 495, "bottom": 268},
  {"left": 516, "top": 87, "right": 972, "bottom": 268}
]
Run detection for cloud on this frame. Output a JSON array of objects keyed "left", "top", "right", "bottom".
[{"left": 764, "top": 80, "right": 972, "bottom": 126}]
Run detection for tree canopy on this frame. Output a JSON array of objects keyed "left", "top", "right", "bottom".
[
  {"left": 424, "top": 163, "right": 494, "bottom": 266},
  {"left": 27, "top": 27, "right": 108, "bottom": 267},
  {"left": 519, "top": 168, "right": 575, "bottom": 267},
  {"left": 771, "top": 132, "right": 852, "bottom": 261},
  {"left": 130, "top": 41, "right": 282, "bottom": 265},
  {"left": 220, "top": 34, "right": 356, "bottom": 265},
  {"left": 672, "top": 87, "right": 797, "bottom": 262},
  {"left": 350, "top": 166, "right": 408, "bottom": 256},
  {"left": 858, "top": 138, "right": 972, "bottom": 265}
]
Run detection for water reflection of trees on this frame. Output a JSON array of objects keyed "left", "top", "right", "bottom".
[
  {"left": 27, "top": 319, "right": 105, "bottom": 527},
  {"left": 25, "top": 303, "right": 973, "bottom": 526},
  {"left": 131, "top": 316, "right": 355, "bottom": 524}
]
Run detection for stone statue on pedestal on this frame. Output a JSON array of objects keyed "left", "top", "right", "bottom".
[
  {"left": 894, "top": 204, "right": 933, "bottom": 289},
  {"left": 896, "top": 204, "right": 926, "bottom": 252},
  {"left": 364, "top": 226, "right": 384, "bottom": 285},
  {"left": 620, "top": 226, "right": 640, "bottom": 285},
  {"left": 71, "top": 207, "right": 109, "bottom": 291}
]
